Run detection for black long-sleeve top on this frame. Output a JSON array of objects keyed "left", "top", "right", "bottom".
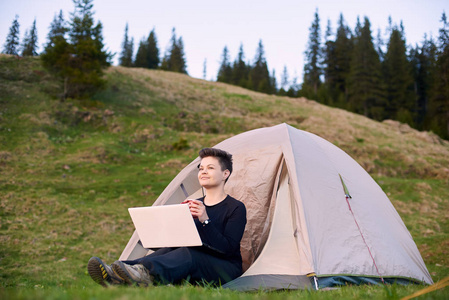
[{"left": 194, "top": 195, "right": 247, "bottom": 265}]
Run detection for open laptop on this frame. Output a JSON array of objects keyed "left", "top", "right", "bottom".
[{"left": 128, "top": 204, "right": 202, "bottom": 249}]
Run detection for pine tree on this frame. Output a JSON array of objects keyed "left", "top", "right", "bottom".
[
  {"left": 217, "top": 46, "right": 232, "bottom": 83},
  {"left": 302, "top": 9, "right": 322, "bottom": 99},
  {"left": 203, "top": 58, "right": 207, "bottom": 79},
  {"left": 92, "top": 20, "right": 109, "bottom": 66},
  {"left": 322, "top": 18, "right": 336, "bottom": 104},
  {"left": 287, "top": 73, "right": 299, "bottom": 97},
  {"left": 386, "top": 16, "right": 393, "bottom": 34},
  {"left": 119, "top": 23, "right": 134, "bottom": 67},
  {"left": 44, "top": 10, "right": 67, "bottom": 45},
  {"left": 161, "top": 28, "right": 187, "bottom": 74},
  {"left": 134, "top": 37, "right": 148, "bottom": 68},
  {"left": 42, "top": 0, "right": 112, "bottom": 99},
  {"left": 41, "top": 10, "right": 71, "bottom": 99},
  {"left": 146, "top": 29, "right": 160, "bottom": 69},
  {"left": 249, "top": 39, "right": 272, "bottom": 93},
  {"left": 66, "top": 0, "right": 112, "bottom": 97},
  {"left": 173, "top": 36, "right": 187, "bottom": 74},
  {"left": 21, "top": 19, "right": 39, "bottom": 56},
  {"left": 428, "top": 12, "right": 449, "bottom": 139},
  {"left": 232, "top": 43, "right": 249, "bottom": 87},
  {"left": 375, "top": 28, "right": 385, "bottom": 62},
  {"left": 270, "top": 69, "right": 277, "bottom": 94},
  {"left": 354, "top": 16, "right": 362, "bottom": 37},
  {"left": 410, "top": 35, "right": 437, "bottom": 129},
  {"left": 347, "top": 17, "right": 385, "bottom": 119},
  {"left": 383, "top": 24, "right": 415, "bottom": 125},
  {"left": 128, "top": 37, "right": 134, "bottom": 65},
  {"left": 279, "top": 65, "right": 289, "bottom": 95},
  {"left": 3, "top": 15, "right": 20, "bottom": 55},
  {"left": 160, "top": 51, "right": 169, "bottom": 70},
  {"left": 133, "top": 29, "right": 159, "bottom": 69},
  {"left": 333, "top": 14, "right": 353, "bottom": 106}
]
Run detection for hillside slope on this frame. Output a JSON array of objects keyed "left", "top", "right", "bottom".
[
  {"left": 108, "top": 66, "right": 449, "bottom": 179},
  {"left": 0, "top": 55, "right": 448, "bottom": 290}
]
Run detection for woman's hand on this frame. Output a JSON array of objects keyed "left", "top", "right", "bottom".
[{"left": 181, "top": 199, "right": 209, "bottom": 223}]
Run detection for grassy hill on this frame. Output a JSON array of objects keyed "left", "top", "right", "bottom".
[{"left": 1, "top": 54, "right": 448, "bottom": 299}]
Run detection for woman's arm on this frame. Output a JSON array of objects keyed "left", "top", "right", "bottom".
[{"left": 196, "top": 202, "right": 247, "bottom": 255}]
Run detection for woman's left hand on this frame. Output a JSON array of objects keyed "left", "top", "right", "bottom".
[{"left": 185, "top": 199, "right": 209, "bottom": 223}]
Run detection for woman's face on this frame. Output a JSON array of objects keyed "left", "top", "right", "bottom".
[{"left": 198, "top": 156, "right": 229, "bottom": 189}]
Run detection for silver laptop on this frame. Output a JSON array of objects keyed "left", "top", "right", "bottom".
[{"left": 128, "top": 204, "right": 202, "bottom": 249}]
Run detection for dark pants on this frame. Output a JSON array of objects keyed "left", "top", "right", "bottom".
[{"left": 123, "top": 247, "right": 241, "bottom": 285}]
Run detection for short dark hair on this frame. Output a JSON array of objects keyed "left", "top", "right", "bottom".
[{"left": 198, "top": 148, "right": 233, "bottom": 181}]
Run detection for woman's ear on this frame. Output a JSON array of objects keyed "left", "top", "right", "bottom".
[{"left": 223, "top": 169, "right": 230, "bottom": 181}]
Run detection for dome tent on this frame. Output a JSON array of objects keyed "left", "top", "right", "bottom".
[{"left": 120, "top": 123, "right": 433, "bottom": 290}]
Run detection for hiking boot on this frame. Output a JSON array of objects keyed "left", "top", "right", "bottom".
[
  {"left": 87, "top": 257, "right": 125, "bottom": 287},
  {"left": 112, "top": 261, "right": 153, "bottom": 287}
]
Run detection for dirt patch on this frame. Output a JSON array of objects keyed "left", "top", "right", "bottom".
[
  {"left": 0, "top": 150, "right": 12, "bottom": 163},
  {"left": 415, "top": 182, "right": 432, "bottom": 192},
  {"left": 64, "top": 146, "right": 119, "bottom": 164},
  {"left": 156, "top": 159, "right": 185, "bottom": 170},
  {"left": 132, "top": 127, "right": 156, "bottom": 143},
  {"left": 19, "top": 112, "right": 53, "bottom": 126}
]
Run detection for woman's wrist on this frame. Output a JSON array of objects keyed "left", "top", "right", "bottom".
[{"left": 199, "top": 215, "right": 209, "bottom": 223}]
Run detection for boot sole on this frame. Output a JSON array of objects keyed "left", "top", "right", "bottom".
[{"left": 87, "top": 257, "right": 109, "bottom": 287}]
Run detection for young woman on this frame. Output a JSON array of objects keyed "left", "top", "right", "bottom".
[{"left": 88, "top": 148, "right": 247, "bottom": 287}]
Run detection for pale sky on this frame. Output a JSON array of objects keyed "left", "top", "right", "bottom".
[{"left": 1, "top": 0, "right": 448, "bottom": 84}]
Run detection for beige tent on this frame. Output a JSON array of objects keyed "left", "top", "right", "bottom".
[{"left": 120, "top": 123, "right": 433, "bottom": 290}]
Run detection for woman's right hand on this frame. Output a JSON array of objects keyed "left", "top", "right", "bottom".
[
  {"left": 181, "top": 199, "right": 193, "bottom": 205},
  {"left": 181, "top": 199, "right": 208, "bottom": 222}
]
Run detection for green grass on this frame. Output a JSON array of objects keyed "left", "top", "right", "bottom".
[
  {"left": 2, "top": 282, "right": 449, "bottom": 300},
  {"left": 1, "top": 55, "right": 448, "bottom": 299}
]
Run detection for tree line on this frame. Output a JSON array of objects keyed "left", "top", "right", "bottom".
[
  {"left": 216, "top": 41, "right": 277, "bottom": 94},
  {"left": 2, "top": 15, "right": 39, "bottom": 57},
  {"left": 118, "top": 25, "right": 187, "bottom": 74},
  {"left": 2, "top": 0, "right": 188, "bottom": 91},
  {"left": 298, "top": 10, "right": 449, "bottom": 140},
  {"left": 2, "top": 2, "right": 448, "bottom": 139},
  {"left": 214, "top": 11, "right": 449, "bottom": 140}
]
